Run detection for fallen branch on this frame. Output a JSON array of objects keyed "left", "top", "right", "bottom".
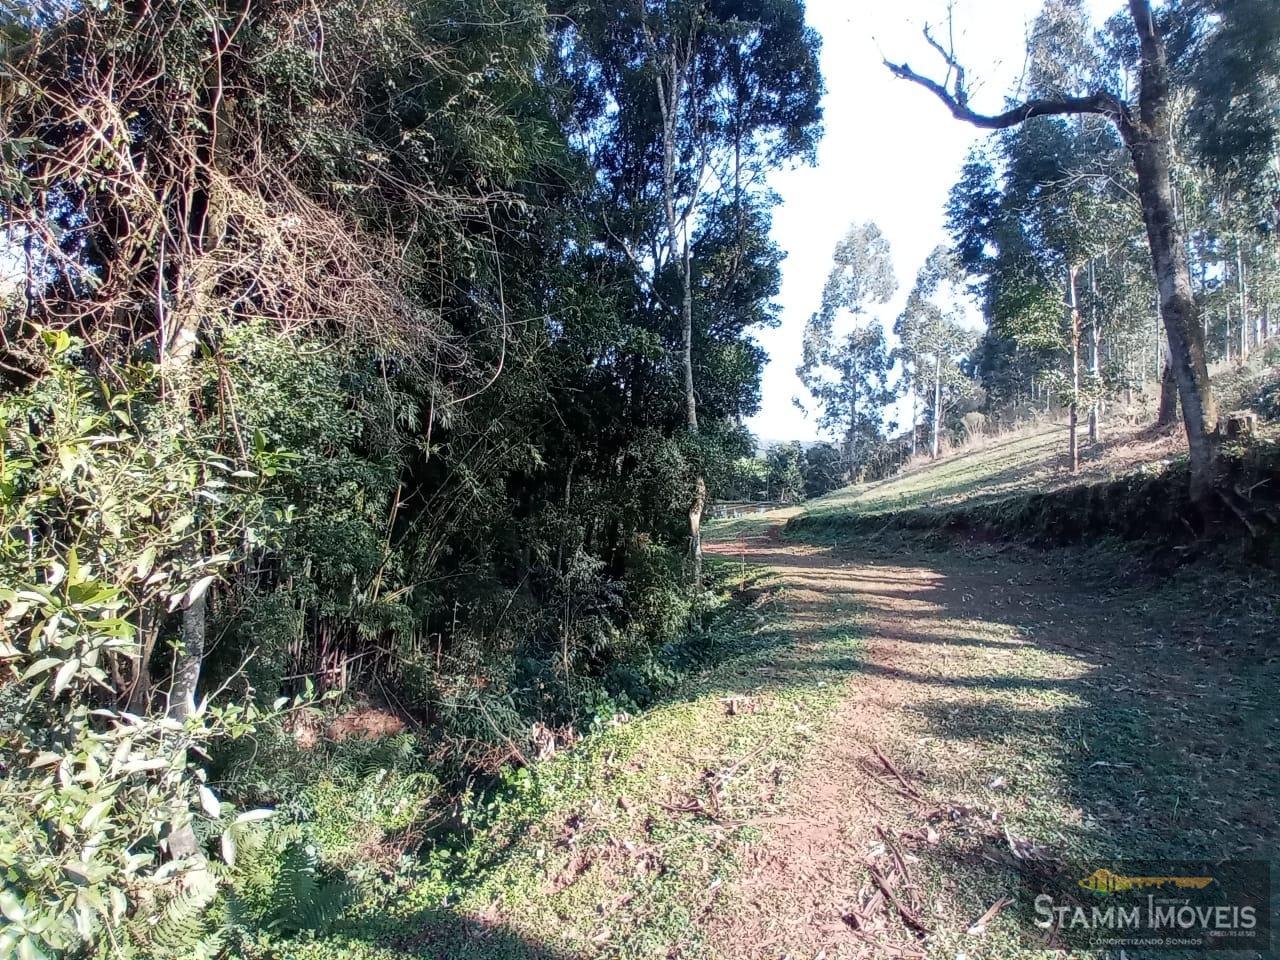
[
  {"left": 1216, "top": 488, "right": 1260, "bottom": 538},
  {"left": 872, "top": 745, "right": 925, "bottom": 801},
  {"left": 868, "top": 864, "right": 931, "bottom": 934},
  {"left": 876, "top": 825, "right": 917, "bottom": 889},
  {"left": 966, "top": 895, "right": 1014, "bottom": 936}
]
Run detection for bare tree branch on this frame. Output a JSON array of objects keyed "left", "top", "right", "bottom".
[
  {"left": 883, "top": 21, "right": 1133, "bottom": 139},
  {"left": 884, "top": 54, "right": 1131, "bottom": 135}
]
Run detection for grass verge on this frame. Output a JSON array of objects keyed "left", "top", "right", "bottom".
[
  {"left": 263, "top": 555, "right": 866, "bottom": 959},
  {"left": 791, "top": 438, "right": 1280, "bottom": 568}
]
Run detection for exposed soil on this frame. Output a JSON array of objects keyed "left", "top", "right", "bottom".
[
  {"left": 701, "top": 522, "right": 1279, "bottom": 959},
  {"left": 287, "top": 703, "right": 409, "bottom": 749}
]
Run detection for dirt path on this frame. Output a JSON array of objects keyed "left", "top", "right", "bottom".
[
  {"left": 445, "top": 518, "right": 1276, "bottom": 960},
  {"left": 699, "top": 521, "right": 1279, "bottom": 959}
]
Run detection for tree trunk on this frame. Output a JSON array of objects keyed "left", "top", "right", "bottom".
[
  {"left": 1088, "top": 259, "right": 1101, "bottom": 444},
  {"left": 681, "top": 226, "right": 703, "bottom": 589},
  {"left": 1068, "top": 266, "right": 1080, "bottom": 474},
  {"left": 910, "top": 381, "right": 918, "bottom": 458},
  {"left": 1154, "top": 296, "right": 1162, "bottom": 383},
  {"left": 1237, "top": 237, "right": 1249, "bottom": 360},
  {"left": 654, "top": 50, "right": 703, "bottom": 591},
  {"left": 1157, "top": 358, "right": 1179, "bottom": 426},
  {"left": 931, "top": 353, "right": 942, "bottom": 458},
  {"left": 159, "top": 302, "right": 208, "bottom": 865},
  {"left": 681, "top": 226, "right": 697, "bottom": 433},
  {"left": 847, "top": 379, "right": 859, "bottom": 479},
  {"left": 159, "top": 34, "right": 222, "bottom": 859},
  {"left": 172, "top": 587, "right": 206, "bottom": 721},
  {"left": 1125, "top": 0, "right": 1218, "bottom": 499},
  {"left": 1263, "top": 303, "right": 1271, "bottom": 342},
  {"left": 1088, "top": 320, "right": 1101, "bottom": 444}
]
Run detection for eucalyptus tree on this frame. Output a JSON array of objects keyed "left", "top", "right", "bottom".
[
  {"left": 808, "top": 220, "right": 898, "bottom": 328},
  {"left": 801, "top": 325, "right": 897, "bottom": 477},
  {"left": 946, "top": 105, "right": 1136, "bottom": 466},
  {"left": 896, "top": 246, "right": 978, "bottom": 458},
  {"left": 552, "top": 0, "right": 822, "bottom": 586},
  {"left": 1180, "top": 0, "right": 1280, "bottom": 205},
  {"left": 800, "top": 221, "right": 898, "bottom": 476},
  {"left": 887, "top": 0, "right": 1222, "bottom": 499}
]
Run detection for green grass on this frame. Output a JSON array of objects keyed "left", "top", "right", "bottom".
[
  {"left": 895, "top": 543, "right": 1280, "bottom": 959},
  {"left": 441, "top": 584, "right": 864, "bottom": 957},
  {"left": 703, "top": 504, "right": 801, "bottom": 540},
  {"left": 298, "top": 561, "right": 867, "bottom": 959},
  {"left": 803, "top": 425, "right": 1073, "bottom": 521}
]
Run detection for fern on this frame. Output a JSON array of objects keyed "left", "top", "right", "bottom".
[
  {"left": 122, "top": 868, "right": 223, "bottom": 960},
  {"left": 261, "top": 842, "right": 351, "bottom": 937}
]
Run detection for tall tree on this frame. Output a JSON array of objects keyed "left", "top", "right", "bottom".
[
  {"left": 1180, "top": 0, "right": 1280, "bottom": 200},
  {"left": 897, "top": 246, "right": 978, "bottom": 458},
  {"left": 800, "top": 221, "right": 898, "bottom": 476},
  {"left": 555, "top": 0, "right": 822, "bottom": 587},
  {"left": 801, "top": 325, "right": 897, "bottom": 476},
  {"left": 886, "top": 0, "right": 1220, "bottom": 499}
]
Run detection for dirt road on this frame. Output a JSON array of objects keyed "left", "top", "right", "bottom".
[{"left": 699, "top": 521, "right": 1277, "bottom": 958}]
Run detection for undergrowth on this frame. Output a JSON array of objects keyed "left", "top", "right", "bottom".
[{"left": 187, "top": 573, "right": 763, "bottom": 958}]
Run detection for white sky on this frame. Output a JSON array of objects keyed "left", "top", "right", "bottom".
[{"left": 750, "top": 0, "right": 1121, "bottom": 444}]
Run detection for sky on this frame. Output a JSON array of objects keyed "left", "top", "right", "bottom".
[{"left": 750, "top": 0, "right": 1119, "bottom": 445}]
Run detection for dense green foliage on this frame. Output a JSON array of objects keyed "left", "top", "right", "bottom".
[
  {"left": 0, "top": 337, "right": 296, "bottom": 959},
  {"left": 0, "top": 0, "right": 819, "bottom": 954}
]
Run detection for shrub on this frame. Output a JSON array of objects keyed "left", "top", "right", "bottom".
[
  {"left": 1249, "top": 372, "right": 1280, "bottom": 421},
  {"left": 0, "top": 336, "right": 288, "bottom": 957}
]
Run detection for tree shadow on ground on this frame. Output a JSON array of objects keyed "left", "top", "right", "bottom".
[
  {"left": 707, "top": 531, "right": 1280, "bottom": 861},
  {"left": 323, "top": 906, "right": 581, "bottom": 960},
  {"left": 704, "top": 529, "right": 1278, "bottom": 954}
]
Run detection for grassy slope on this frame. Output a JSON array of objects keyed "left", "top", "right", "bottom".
[
  {"left": 800, "top": 419, "right": 1191, "bottom": 522},
  {"left": 808, "top": 427, "right": 1070, "bottom": 519},
  {"left": 806, "top": 351, "right": 1280, "bottom": 527}
]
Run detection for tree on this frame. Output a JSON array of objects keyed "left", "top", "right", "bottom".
[
  {"left": 556, "top": 0, "right": 822, "bottom": 588},
  {"left": 1181, "top": 0, "right": 1280, "bottom": 200},
  {"left": 800, "top": 324, "right": 897, "bottom": 478},
  {"left": 814, "top": 221, "right": 898, "bottom": 323},
  {"left": 886, "top": 0, "right": 1220, "bottom": 500},
  {"left": 800, "top": 442, "right": 844, "bottom": 498},
  {"left": 0, "top": 337, "right": 291, "bottom": 955},
  {"left": 765, "top": 442, "right": 807, "bottom": 502},
  {"left": 897, "top": 246, "right": 977, "bottom": 458},
  {"left": 799, "top": 221, "right": 898, "bottom": 477}
]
